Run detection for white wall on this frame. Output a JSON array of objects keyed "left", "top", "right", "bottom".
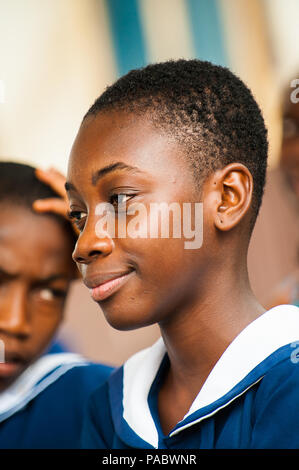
[
  {"left": 0, "top": 0, "right": 116, "bottom": 173},
  {"left": 263, "top": 0, "right": 299, "bottom": 89}
]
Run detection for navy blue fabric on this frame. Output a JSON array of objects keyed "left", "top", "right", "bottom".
[
  {"left": 0, "top": 363, "right": 113, "bottom": 449},
  {"left": 44, "top": 339, "right": 68, "bottom": 354},
  {"left": 147, "top": 353, "right": 170, "bottom": 447},
  {"left": 81, "top": 345, "right": 299, "bottom": 449}
]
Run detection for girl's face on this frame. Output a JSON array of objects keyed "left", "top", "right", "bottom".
[
  {"left": 67, "top": 111, "right": 213, "bottom": 331},
  {"left": 0, "top": 206, "right": 75, "bottom": 391}
]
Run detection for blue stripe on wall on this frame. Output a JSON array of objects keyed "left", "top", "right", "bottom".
[
  {"left": 186, "top": 0, "right": 228, "bottom": 67},
  {"left": 105, "top": 0, "right": 147, "bottom": 77}
]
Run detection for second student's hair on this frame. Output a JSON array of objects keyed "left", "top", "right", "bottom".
[{"left": 0, "top": 161, "right": 76, "bottom": 247}]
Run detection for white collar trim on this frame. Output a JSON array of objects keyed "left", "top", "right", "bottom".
[
  {"left": 0, "top": 352, "right": 88, "bottom": 421},
  {"left": 123, "top": 338, "right": 165, "bottom": 447},
  {"left": 122, "top": 304, "right": 299, "bottom": 448}
]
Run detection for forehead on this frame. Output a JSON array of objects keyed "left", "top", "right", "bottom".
[
  {"left": 0, "top": 205, "right": 73, "bottom": 278},
  {"left": 67, "top": 111, "right": 192, "bottom": 187}
]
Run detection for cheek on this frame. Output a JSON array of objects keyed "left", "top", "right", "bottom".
[
  {"left": 120, "top": 235, "right": 200, "bottom": 311},
  {"left": 30, "top": 305, "right": 63, "bottom": 348},
  {"left": 96, "top": 209, "right": 206, "bottom": 329}
]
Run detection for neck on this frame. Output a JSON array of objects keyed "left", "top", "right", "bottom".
[{"left": 158, "top": 262, "right": 265, "bottom": 399}]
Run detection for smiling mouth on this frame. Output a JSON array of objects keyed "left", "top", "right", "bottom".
[{"left": 89, "top": 270, "right": 136, "bottom": 302}]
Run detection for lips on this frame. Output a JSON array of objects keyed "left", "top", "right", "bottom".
[
  {"left": 84, "top": 269, "right": 136, "bottom": 302},
  {"left": 0, "top": 352, "right": 25, "bottom": 378}
]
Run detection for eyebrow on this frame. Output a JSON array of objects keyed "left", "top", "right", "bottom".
[
  {"left": 65, "top": 162, "right": 147, "bottom": 193},
  {"left": 37, "top": 274, "right": 69, "bottom": 284},
  {"left": 0, "top": 267, "right": 68, "bottom": 284},
  {"left": 91, "top": 162, "right": 145, "bottom": 186}
]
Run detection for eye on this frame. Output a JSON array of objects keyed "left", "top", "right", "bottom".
[
  {"left": 68, "top": 210, "right": 85, "bottom": 221},
  {"left": 38, "top": 288, "right": 67, "bottom": 302},
  {"left": 0, "top": 270, "right": 8, "bottom": 285},
  {"left": 109, "top": 193, "right": 135, "bottom": 210},
  {"left": 67, "top": 210, "right": 87, "bottom": 231}
]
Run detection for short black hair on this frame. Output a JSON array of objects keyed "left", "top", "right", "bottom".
[
  {"left": 0, "top": 161, "right": 76, "bottom": 248},
  {"left": 85, "top": 59, "right": 268, "bottom": 226}
]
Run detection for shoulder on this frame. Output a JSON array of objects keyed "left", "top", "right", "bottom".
[
  {"left": 250, "top": 349, "right": 299, "bottom": 448},
  {"left": 256, "top": 346, "right": 299, "bottom": 400},
  {"left": 50, "top": 361, "right": 114, "bottom": 394},
  {"left": 86, "top": 365, "right": 121, "bottom": 413},
  {"left": 81, "top": 367, "right": 122, "bottom": 448},
  {"left": 27, "top": 361, "right": 115, "bottom": 424}
]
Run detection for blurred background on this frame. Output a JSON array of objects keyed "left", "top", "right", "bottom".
[{"left": 0, "top": 0, "right": 298, "bottom": 367}]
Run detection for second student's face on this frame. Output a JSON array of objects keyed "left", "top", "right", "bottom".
[
  {"left": 0, "top": 206, "right": 75, "bottom": 391},
  {"left": 67, "top": 111, "right": 212, "bottom": 331}
]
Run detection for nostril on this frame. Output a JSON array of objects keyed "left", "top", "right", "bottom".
[
  {"left": 72, "top": 235, "right": 114, "bottom": 263},
  {"left": 73, "top": 255, "right": 86, "bottom": 264},
  {"left": 73, "top": 250, "right": 103, "bottom": 264},
  {"left": 89, "top": 250, "right": 102, "bottom": 258}
]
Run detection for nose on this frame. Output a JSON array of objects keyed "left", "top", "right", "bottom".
[
  {"left": 72, "top": 216, "right": 114, "bottom": 265},
  {"left": 0, "top": 283, "right": 31, "bottom": 339}
]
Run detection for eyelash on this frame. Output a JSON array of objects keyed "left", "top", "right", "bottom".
[
  {"left": 109, "top": 193, "right": 135, "bottom": 207},
  {"left": 67, "top": 210, "right": 86, "bottom": 231},
  {"left": 68, "top": 210, "right": 85, "bottom": 221},
  {"left": 67, "top": 193, "right": 136, "bottom": 231}
]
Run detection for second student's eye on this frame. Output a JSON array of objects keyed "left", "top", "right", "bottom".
[
  {"left": 31, "top": 286, "right": 67, "bottom": 305},
  {"left": 39, "top": 287, "right": 67, "bottom": 302}
]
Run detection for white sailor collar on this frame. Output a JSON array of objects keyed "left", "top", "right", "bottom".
[
  {"left": 114, "top": 304, "right": 299, "bottom": 448},
  {"left": 0, "top": 352, "right": 88, "bottom": 423}
]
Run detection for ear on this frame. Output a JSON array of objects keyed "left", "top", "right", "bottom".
[{"left": 213, "top": 163, "right": 253, "bottom": 231}]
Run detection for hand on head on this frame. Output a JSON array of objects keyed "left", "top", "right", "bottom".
[
  {"left": 33, "top": 167, "right": 81, "bottom": 279},
  {"left": 33, "top": 167, "right": 80, "bottom": 236}
]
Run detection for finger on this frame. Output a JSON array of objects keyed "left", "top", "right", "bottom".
[
  {"left": 36, "top": 168, "right": 66, "bottom": 196},
  {"left": 33, "top": 199, "right": 80, "bottom": 237},
  {"left": 35, "top": 168, "right": 67, "bottom": 199},
  {"left": 33, "top": 198, "right": 69, "bottom": 218}
]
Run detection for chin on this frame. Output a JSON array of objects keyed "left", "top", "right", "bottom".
[
  {"left": 98, "top": 300, "right": 157, "bottom": 332},
  {"left": 103, "top": 310, "right": 153, "bottom": 332}
]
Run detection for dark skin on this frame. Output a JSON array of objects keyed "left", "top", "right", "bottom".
[
  {"left": 0, "top": 204, "right": 76, "bottom": 392},
  {"left": 61, "top": 110, "right": 265, "bottom": 435}
]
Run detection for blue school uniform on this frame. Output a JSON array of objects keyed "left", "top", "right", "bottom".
[
  {"left": 81, "top": 304, "right": 299, "bottom": 449},
  {"left": 0, "top": 350, "right": 113, "bottom": 448}
]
